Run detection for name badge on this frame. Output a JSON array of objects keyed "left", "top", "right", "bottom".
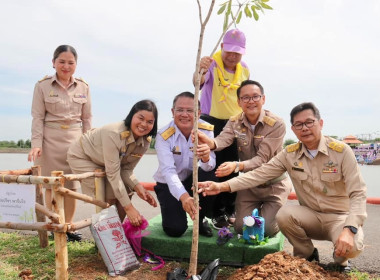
[
  {"left": 131, "top": 153, "right": 142, "bottom": 158},
  {"left": 292, "top": 167, "right": 304, "bottom": 172},
  {"left": 172, "top": 146, "right": 181, "bottom": 155}
]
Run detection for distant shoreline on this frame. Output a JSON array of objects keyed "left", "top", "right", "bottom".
[
  {"left": 0, "top": 148, "right": 30, "bottom": 154},
  {"left": 0, "top": 148, "right": 157, "bottom": 154}
]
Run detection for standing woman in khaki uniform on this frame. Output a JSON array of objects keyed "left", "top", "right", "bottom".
[
  {"left": 28, "top": 45, "right": 92, "bottom": 242},
  {"left": 67, "top": 100, "right": 158, "bottom": 226}
]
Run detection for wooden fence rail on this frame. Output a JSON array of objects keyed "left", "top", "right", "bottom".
[{"left": 0, "top": 166, "right": 107, "bottom": 280}]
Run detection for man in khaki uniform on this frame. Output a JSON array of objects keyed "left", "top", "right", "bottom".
[
  {"left": 197, "top": 80, "right": 292, "bottom": 236},
  {"left": 199, "top": 102, "right": 367, "bottom": 272}
]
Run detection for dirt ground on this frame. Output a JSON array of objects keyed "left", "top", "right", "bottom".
[
  {"left": 65, "top": 251, "right": 357, "bottom": 280},
  {"left": 228, "top": 251, "right": 351, "bottom": 280},
  {"left": 17, "top": 250, "right": 380, "bottom": 280}
]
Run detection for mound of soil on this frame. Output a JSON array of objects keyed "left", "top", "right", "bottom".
[{"left": 228, "top": 251, "right": 350, "bottom": 280}]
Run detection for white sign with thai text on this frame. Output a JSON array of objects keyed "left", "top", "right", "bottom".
[{"left": 0, "top": 184, "right": 36, "bottom": 223}]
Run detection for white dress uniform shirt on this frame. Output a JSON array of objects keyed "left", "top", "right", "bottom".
[{"left": 153, "top": 119, "right": 216, "bottom": 201}]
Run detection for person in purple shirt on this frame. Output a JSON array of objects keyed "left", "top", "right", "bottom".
[{"left": 192, "top": 29, "right": 250, "bottom": 230}]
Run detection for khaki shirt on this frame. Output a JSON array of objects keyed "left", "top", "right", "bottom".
[
  {"left": 31, "top": 74, "right": 92, "bottom": 148},
  {"left": 228, "top": 135, "right": 367, "bottom": 229},
  {"left": 214, "top": 109, "right": 286, "bottom": 172},
  {"left": 80, "top": 122, "right": 151, "bottom": 206}
]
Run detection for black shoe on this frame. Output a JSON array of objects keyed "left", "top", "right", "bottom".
[
  {"left": 211, "top": 215, "right": 229, "bottom": 230},
  {"left": 199, "top": 221, "right": 213, "bottom": 237},
  {"left": 307, "top": 248, "right": 320, "bottom": 263},
  {"left": 66, "top": 231, "right": 82, "bottom": 242},
  {"left": 324, "top": 261, "right": 352, "bottom": 273},
  {"left": 167, "top": 267, "right": 188, "bottom": 280}
]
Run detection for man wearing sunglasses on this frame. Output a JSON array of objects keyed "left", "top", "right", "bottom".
[{"left": 198, "top": 102, "right": 367, "bottom": 273}]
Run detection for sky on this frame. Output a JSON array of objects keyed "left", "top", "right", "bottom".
[{"left": 0, "top": 0, "right": 379, "bottom": 142}]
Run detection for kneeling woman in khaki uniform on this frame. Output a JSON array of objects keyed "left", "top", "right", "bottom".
[
  {"left": 67, "top": 100, "right": 158, "bottom": 226},
  {"left": 28, "top": 45, "right": 92, "bottom": 242}
]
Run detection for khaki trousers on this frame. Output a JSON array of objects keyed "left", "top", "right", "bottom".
[
  {"left": 276, "top": 204, "right": 364, "bottom": 265},
  {"left": 234, "top": 177, "right": 291, "bottom": 237}
]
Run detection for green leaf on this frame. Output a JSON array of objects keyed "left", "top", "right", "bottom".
[
  {"left": 251, "top": 3, "right": 260, "bottom": 9},
  {"left": 262, "top": 0, "right": 270, "bottom": 2},
  {"left": 261, "top": 2, "right": 273, "bottom": 9},
  {"left": 226, "top": 0, "right": 232, "bottom": 16},
  {"left": 236, "top": 10, "right": 243, "bottom": 24},
  {"left": 252, "top": 6, "right": 259, "bottom": 20},
  {"left": 244, "top": 5, "right": 252, "bottom": 18},
  {"left": 223, "top": 11, "right": 229, "bottom": 32},
  {"left": 217, "top": 4, "right": 226, "bottom": 15}
]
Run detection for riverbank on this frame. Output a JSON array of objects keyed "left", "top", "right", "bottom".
[
  {"left": 0, "top": 148, "right": 29, "bottom": 153},
  {"left": 0, "top": 148, "right": 157, "bottom": 154}
]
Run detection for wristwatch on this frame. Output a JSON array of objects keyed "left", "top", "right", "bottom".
[
  {"left": 234, "top": 162, "right": 240, "bottom": 173},
  {"left": 344, "top": 226, "right": 358, "bottom": 234}
]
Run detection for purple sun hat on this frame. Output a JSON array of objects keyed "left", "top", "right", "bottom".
[{"left": 222, "top": 29, "right": 246, "bottom": 55}]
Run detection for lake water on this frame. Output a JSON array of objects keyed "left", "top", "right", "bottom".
[{"left": 0, "top": 153, "right": 379, "bottom": 197}]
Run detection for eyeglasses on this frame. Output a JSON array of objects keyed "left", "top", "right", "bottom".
[
  {"left": 174, "top": 108, "right": 194, "bottom": 114},
  {"left": 292, "top": 120, "right": 315, "bottom": 130},
  {"left": 239, "top": 95, "right": 262, "bottom": 103}
]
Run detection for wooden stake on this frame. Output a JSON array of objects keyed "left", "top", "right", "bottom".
[
  {"left": 32, "top": 166, "right": 48, "bottom": 248},
  {"left": 189, "top": 1, "right": 216, "bottom": 276},
  {"left": 56, "top": 186, "right": 109, "bottom": 209},
  {"left": 0, "top": 221, "right": 66, "bottom": 232},
  {"left": 35, "top": 202, "right": 61, "bottom": 224},
  {"left": 51, "top": 171, "right": 68, "bottom": 280}
]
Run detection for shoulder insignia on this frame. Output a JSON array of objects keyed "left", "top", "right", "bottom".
[
  {"left": 76, "top": 77, "right": 88, "bottom": 85},
  {"left": 263, "top": 116, "right": 276, "bottom": 127},
  {"left": 229, "top": 113, "right": 241, "bottom": 122},
  {"left": 198, "top": 122, "right": 214, "bottom": 131},
  {"left": 38, "top": 75, "right": 50, "bottom": 82},
  {"left": 120, "top": 131, "right": 130, "bottom": 139},
  {"left": 328, "top": 142, "right": 344, "bottom": 153},
  {"left": 286, "top": 143, "right": 300, "bottom": 153},
  {"left": 146, "top": 136, "right": 152, "bottom": 143},
  {"left": 161, "top": 127, "right": 175, "bottom": 141}
]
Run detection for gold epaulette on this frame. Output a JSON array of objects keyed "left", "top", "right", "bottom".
[
  {"left": 146, "top": 136, "right": 152, "bottom": 143},
  {"left": 120, "top": 131, "right": 130, "bottom": 139},
  {"left": 198, "top": 122, "right": 214, "bottom": 131},
  {"left": 286, "top": 142, "right": 300, "bottom": 153},
  {"left": 38, "top": 75, "right": 50, "bottom": 82},
  {"left": 161, "top": 127, "right": 175, "bottom": 140},
  {"left": 328, "top": 141, "right": 344, "bottom": 153},
  {"left": 229, "top": 113, "right": 241, "bottom": 122},
  {"left": 76, "top": 77, "right": 88, "bottom": 85},
  {"left": 263, "top": 116, "right": 276, "bottom": 127}
]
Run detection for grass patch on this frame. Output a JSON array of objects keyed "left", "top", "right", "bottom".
[
  {"left": 348, "top": 269, "right": 380, "bottom": 280},
  {"left": 0, "top": 232, "right": 99, "bottom": 280},
  {"left": 1, "top": 231, "right": 378, "bottom": 280},
  {"left": 0, "top": 232, "right": 237, "bottom": 280}
]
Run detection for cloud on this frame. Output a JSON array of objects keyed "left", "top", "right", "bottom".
[{"left": 0, "top": 0, "right": 379, "bottom": 142}]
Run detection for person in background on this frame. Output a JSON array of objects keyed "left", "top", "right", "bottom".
[
  {"left": 153, "top": 92, "right": 216, "bottom": 237},
  {"left": 28, "top": 45, "right": 92, "bottom": 242},
  {"left": 67, "top": 100, "right": 158, "bottom": 226},
  {"left": 198, "top": 102, "right": 367, "bottom": 272},
  {"left": 193, "top": 29, "right": 250, "bottom": 229},
  {"left": 196, "top": 80, "right": 292, "bottom": 236}
]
